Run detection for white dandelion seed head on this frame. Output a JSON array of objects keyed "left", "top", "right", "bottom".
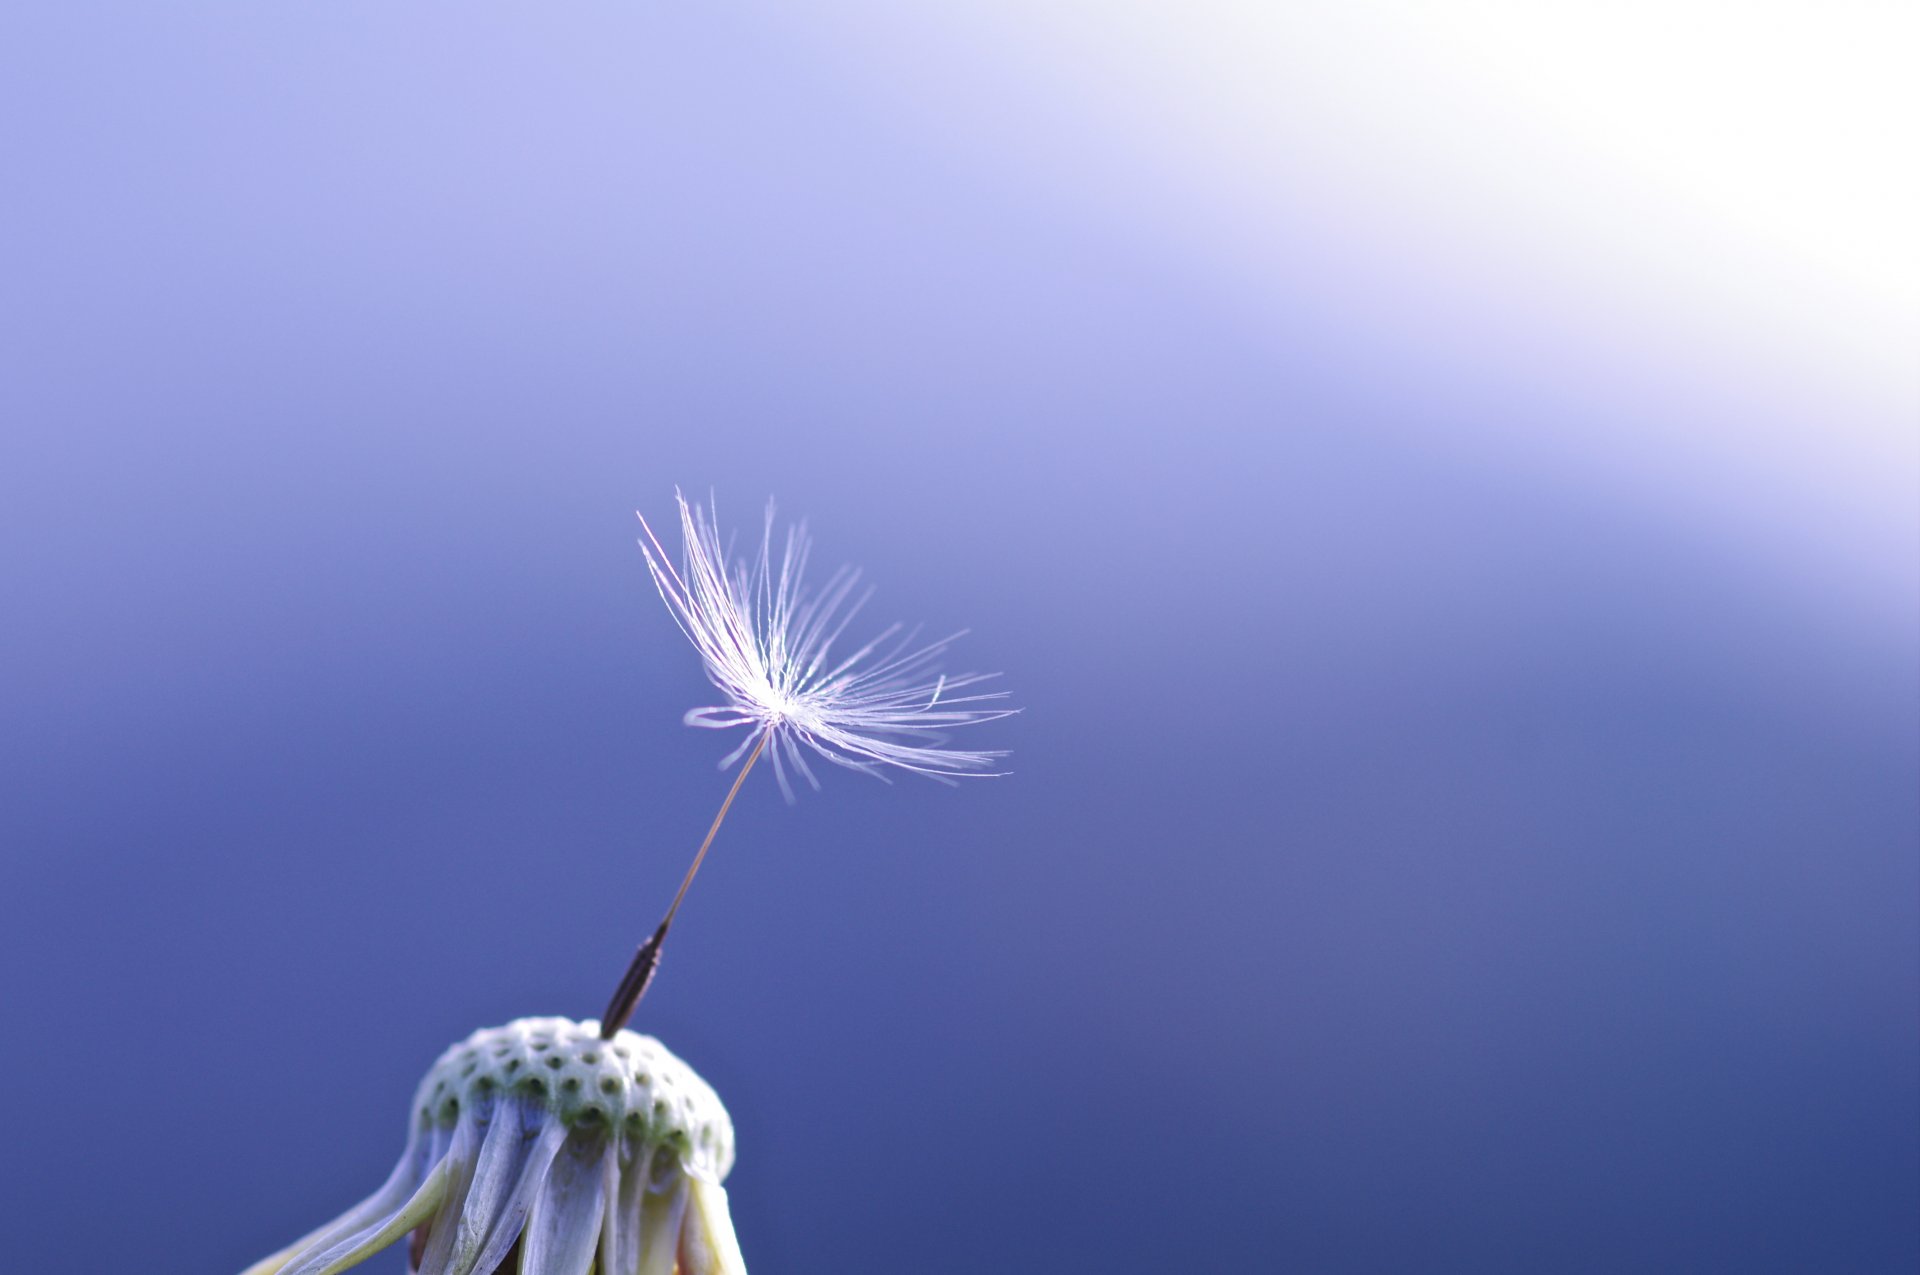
[
  {"left": 638, "top": 491, "right": 1016, "bottom": 800},
  {"left": 243, "top": 1018, "right": 744, "bottom": 1275}
]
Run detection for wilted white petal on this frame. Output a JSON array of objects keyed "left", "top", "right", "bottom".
[
  {"left": 282, "top": 1158, "right": 450, "bottom": 1275},
  {"left": 405, "top": 1111, "right": 484, "bottom": 1275},
  {"left": 598, "top": 1136, "right": 653, "bottom": 1275},
  {"left": 596, "top": 1138, "right": 634, "bottom": 1275},
  {"left": 633, "top": 1158, "right": 690, "bottom": 1275},
  {"left": 440, "top": 1108, "right": 568, "bottom": 1275},
  {"left": 242, "top": 1240, "right": 305, "bottom": 1275},
  {"left": 676, "top": 1178, "right": 748, "bottom": 1275},
  {"left": 519, "top": 1131, "right": 611, "bottom": 1275},
  {"left": 244, "top": 1124, "right": 431, "bottom": 1275}
]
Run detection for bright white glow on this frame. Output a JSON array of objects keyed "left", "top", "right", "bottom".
[{"left": 814, "top": 0, "right": 1917, "bottom": 604}]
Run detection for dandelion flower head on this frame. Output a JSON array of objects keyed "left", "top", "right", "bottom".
[
  {"left": 244, "top": 1018, "right": 742, "bottom": 1275},
  {"left": 638, "top": 492, "right": 1014, "bottom": 798}
]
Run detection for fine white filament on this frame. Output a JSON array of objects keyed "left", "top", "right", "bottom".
[{"left": 638, "top": 493, "right": 1014, "bottom": 800}]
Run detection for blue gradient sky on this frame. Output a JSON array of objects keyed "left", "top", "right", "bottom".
[{"left": 2, "top": 5, "right": 1914, "bottom": 1272}]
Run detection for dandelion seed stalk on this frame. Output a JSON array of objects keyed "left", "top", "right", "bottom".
[{"left": 599, "top": 732, "right": 768, "bottom": 1038}]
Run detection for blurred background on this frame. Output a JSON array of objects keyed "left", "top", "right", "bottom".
[{"left": 2, "top": 3, "right": 1914, "bottom": 1271}]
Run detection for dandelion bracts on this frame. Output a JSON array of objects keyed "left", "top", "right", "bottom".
[{"left": 244, "top": 1019, "right": 742, "bottom": 1275}]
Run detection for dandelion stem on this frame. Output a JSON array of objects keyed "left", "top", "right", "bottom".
[{"left": 599, "top": 731, "right": 770, "bottom": 1037}]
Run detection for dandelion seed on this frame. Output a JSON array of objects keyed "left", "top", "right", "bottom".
[
  {"left": 597, "top": 491, "right": 1015, "bottom": 1036},
  {"left": 638, "top": 490, "right": 1015, "bottom": 799}
]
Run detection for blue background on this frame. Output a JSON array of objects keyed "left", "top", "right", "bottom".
[{"left": 2, "top": 6, "right": 1914, "bottom": 1272}]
